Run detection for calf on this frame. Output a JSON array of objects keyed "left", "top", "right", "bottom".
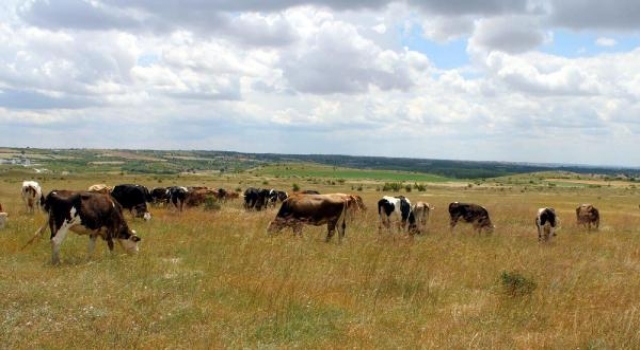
[
  {"left": 21, "top": 180, "right": 44, "bottom": 214},
  {"left": 110, "top": 184, "right": 152, "bottom": 220},
  {"left": 448, "top": 202, "right": 494, "bottom": 233},
  {"left": 576, "top": 204, "right": 599, "bottom": 231},
  {"left": 412, "top": 202, "right": 434, "bottom": 234},
  {"left": 38, "top": 190, "right": 141, "bottom": 265},
  {"left": 267, "top": 194, "right": 351, "bottom": 242},
  {"left": 536, "top": 207, "right": 558, "bottom": 241},
  {"left": 378, "top": 196, "right": 417, "bottom": 234}
]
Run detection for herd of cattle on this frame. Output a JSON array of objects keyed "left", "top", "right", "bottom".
[{"left": 0, "top": 180, "right": 603, "bottom": 264}]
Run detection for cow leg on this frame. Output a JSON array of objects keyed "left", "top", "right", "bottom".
[
  {"left": 326, "top": 222, "right": 336, "bottom": 242},
  {"left": 449, "top": 218, "right": 458, "bottom": 233},
  {"left": 88, "top": 234, "right": 98, "bottom": 257},
  {"left": 50, "top": 224, "right": 72, "bottom": 265}
]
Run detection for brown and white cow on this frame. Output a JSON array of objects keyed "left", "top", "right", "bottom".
[
  {"left": 448, "top": 202, "right": 494, "bottom": 233},
  {"left": 267, "top": 193, "right": 352, "bottom": 242},
  {"left": 536, "top": 207, "right": 558, "bottom": 242},
  {"left": 21, "top": 180, "right": 44, "bottom": 214},
  {"left": 576, "top": 204, "right": 599, "bottom": 231},
  {"left": 412, "top": 201, "right": 435, "bottom": 234},
  {"left": 88, "top": 184, "right": 113, "bottom": 194},
  {"left": 36, "top": 190, "right": 141, "bottom": 265}
]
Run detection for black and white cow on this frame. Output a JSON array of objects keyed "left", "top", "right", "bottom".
[
  {"left": 267, "top": 189, "right": 289, "bottom": 208},
  {"left": 244, "top": 187, "right": 271, "bottom": 211},
  {"left": 110, "top": 184, "right": 152, "bottom": 220},
  {"left": 149, "top": 186, "right": 169, "bottom": 206},
  {"left": 377, "top": 196, "right": 417, "bottom": 233},
  {"left": 166, "top": 186, "right": 189, "bottom": 211},
  {"left": 38, "top": 190, "right": 141, "bottom": 265},
  {"left": 448, "top": 202, "right": 494, "bottom": 233},
  {"left": 536, "top": 207, "right": 558, "bottom": 242}
]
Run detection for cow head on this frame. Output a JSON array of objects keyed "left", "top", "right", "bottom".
[
  {"left": 118, "top": 229, "right": 141, "bottom": 254},
  {"left": 132, "top": 203, "right": 151, "bottom": 221},
  {"left": 267, "top": 219, "right": 285, "bottom": 234}
]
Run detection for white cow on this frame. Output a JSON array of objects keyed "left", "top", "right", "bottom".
[
  {"left": 21, "top": 180, "right": 43, "bottom": 214},
  {"left": 412, "top": 202, "right": 434, "bottom": 234}
]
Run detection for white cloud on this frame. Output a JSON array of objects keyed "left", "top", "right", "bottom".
[
  {"left": 596, "top": 37, "right": 617, "bottom": 47},
  {"left": 2, "top": 0, "right": 640, "bottom": 166}
]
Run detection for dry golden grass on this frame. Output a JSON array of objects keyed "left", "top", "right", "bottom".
[{"left": 1, "top": 174, "right": 640, "bottom": 349}]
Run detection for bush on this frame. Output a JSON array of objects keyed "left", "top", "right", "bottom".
[
  {"left": 500, "top": 271, "right": 536, "bottom": 297},
  {"left": 203, "top": 196, "right": 221, "bottom": 211},
  {"left": 292, "top": 183, "right": 300, "bottom": 192},
  {"left": 382, "top": 182, "right": 403, "bottom": 192}
]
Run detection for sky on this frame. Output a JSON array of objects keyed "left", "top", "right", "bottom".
[{"left": 1, "top": 1, "right": 640, "bottom": 167}]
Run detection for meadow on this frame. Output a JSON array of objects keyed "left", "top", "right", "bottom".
[{"left": 1, "top": 167, "right": 640, "bottom": 349}]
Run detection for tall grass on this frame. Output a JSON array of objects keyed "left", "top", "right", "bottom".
[{"left": 0, "top": 175, "right": 639, "bottom": 348}]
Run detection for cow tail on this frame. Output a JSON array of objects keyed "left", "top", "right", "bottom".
[{"left": 21, "top": 219, "right": 48, "bottom": 251}]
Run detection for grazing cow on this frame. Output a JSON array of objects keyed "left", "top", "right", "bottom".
[
  {"left": 38, "top": 190, "right": 141, "bottom": 265},
  {"left": 21, "top": 180, "right": 44, "bottom": 214},
  {"left": 166, "top": 186, "right": 189, "bottom": 211},
  {"left": 215, "top": 188, "right": 228, "bottom": 203},
  {"left": 331, "top": 193, "right": 367, "bottom": 217},
  {"left": 110, "top": 184, "right": 152, "bottom": 220},
  {"left": 267, "top": 194, "right": 351, "bottom": 242},
  {"left": 244, "top": 187, "right": 271, "bottom": 211},
  {"left": 378, "top": 196, "right": 417, "bottom": 233},
  {"left": 224, "top": 191, "right": 240, "bottom": 201},
  {"left": 184, "top": 187, "right": 217, "bottom": 207},
  {"left": 412, "top": 202, "right": 435, "bottom": 234},
  {"left": 87, "top": 184, "right": 112, "bottom": 194},
  {"left": 576, "top": 204, "right": 599, "bottom": 231},
  {"left": 0, "top": 203, "right": 6, "bottom": 229},
  {"left": 448, "top": 202, "right": 494, "bottom": 233},
  {"left": 149, "top": 187, "right": 169, "bottom": 206},
  {"left": 536, "top": 207, "right": 558, "bottom": 242}
]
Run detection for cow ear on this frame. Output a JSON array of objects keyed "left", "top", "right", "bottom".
[{"left": 131, "top": 235, "right": 141, "bottom": 242}]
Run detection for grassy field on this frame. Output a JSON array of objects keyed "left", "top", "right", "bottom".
[{"left": 1, "top": 169, "right": 640, "bottom": 348}]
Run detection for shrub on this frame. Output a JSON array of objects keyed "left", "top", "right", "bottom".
[
  {"left": 500, "top": 271, "right": 536, "bottom": 297},
  {"left": 203, "top": 196, "right": 221, "bottom": 211},
  {"left": 292, "top": 183, "right": 300, "bottom": 192},
  {"left": 382, "top": 182, "right": 403, "bottom": 192}
]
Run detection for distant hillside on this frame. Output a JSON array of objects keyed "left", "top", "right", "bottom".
[{"left": 0, "top": 148, "right": 638, "bottom": 180}]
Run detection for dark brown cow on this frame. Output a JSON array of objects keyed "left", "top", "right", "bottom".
[
  {"left": 576, "top": 204, "right": 599, "bottom": 231},
  {"left": 448, "top": 202, "right": 494, "bottom": 233},
  {"left": 267, "top": 194, "right": 352, "bottom": 242},
  {"left": 35, "top": 190, "right": 141, "bottom": 265}
]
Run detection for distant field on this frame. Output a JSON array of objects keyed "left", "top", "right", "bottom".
[
  {"left": 1, "top": 166, "right": 640, "bottom": 348},
  {"left": 252, "top": 164, "right": 452, "bottom": 183}
]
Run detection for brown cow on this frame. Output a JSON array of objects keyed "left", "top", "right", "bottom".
[
  {"left": 576, "top": 204, "right": 599, "bottom": 231},
  {"left": 184, "top": 188, "right": 217, "bottom": 208},
  {"left": 267, "top": 194, "right": 352, "bottom": 242},
  {"left": 449, "top": 202, "right": 494, "bottom": 234},
  {"left": 34, "top": 190, "right": 141, "bottom": 265}
]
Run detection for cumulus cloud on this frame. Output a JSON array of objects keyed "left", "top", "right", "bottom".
[
  {"left": 469, "top": 16, "right": 550, "bottom": 54},
  {"left": 596, "top": 37, "right": 617, "bottom": 47},
  {"left": 3, "top": 0, "right": 640, "bottom": 166}
]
